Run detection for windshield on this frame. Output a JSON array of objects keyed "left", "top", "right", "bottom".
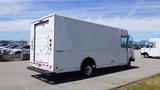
[
  {"left": 144, "top": 41, "right": 155, "bottom": 48},
  {"left": 144, "top": 41, "right": 149, "bottom": 48},
  {"left": 6, "top": 45, "right": 12, "bottom": 48}
]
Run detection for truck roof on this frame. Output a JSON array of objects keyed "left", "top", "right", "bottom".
[
  {"left": 31, "top": 14, "right": 128, "bottom": 32},
  {"left": 31, "top": 14, "right": 54, "bottom": 23}
]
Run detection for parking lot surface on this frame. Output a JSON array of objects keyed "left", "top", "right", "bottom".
[{"left": 0, "top": 50, "right": 160, "bottom": 90}]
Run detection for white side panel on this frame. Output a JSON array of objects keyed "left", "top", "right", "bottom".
[
  {"left": 149, "top": 48, "right": 159, "bottom": 56},
  {"left": 149, "top": 38, "right": 160, "bottom": 57},
  {"left": 54, "top": 16, "right": 120, "bottom": 51},
  {"left": 54, "top": 15, "right": 128, "bottom": 73}
]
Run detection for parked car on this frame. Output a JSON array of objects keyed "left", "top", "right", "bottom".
[
  {"left": 133, "top": 44, "right": 144, "bottom": 50},
  {"left": 9, "top": 45, "right": 30, "bottom": 55},
  {"left": 0, "top": 43, "right": 10, "bottom": 49},
  {"left": 0, "top": 44, "right": 13, "bottom": 53},
  {"left": 2, "top": 45, "right": 19, "bottom": 54},
  {"left": 22, "top": 45, "right": 30, "bottom": 54}
]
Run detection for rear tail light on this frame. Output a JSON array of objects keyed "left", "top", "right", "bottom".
[
  {"left": 49, "top": 66, "right": 52, "bottom": 70},
  {"left": 49, "top": 39, "right": 52, "bottom": 51},
  {"left": 50, "top": 39, "right": 52, "bottom": 42}
]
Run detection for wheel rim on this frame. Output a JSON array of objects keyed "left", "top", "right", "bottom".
[{"left": 85, "top": 66, "right": 92, "bottom": 76}]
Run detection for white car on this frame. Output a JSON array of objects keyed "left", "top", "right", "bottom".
[
  {"left": 0, "top": 44, "right": 13, "bottom": 54},
  {"left": 2, "top": 45, "right": 19, "bottom": 54},
  {"left": 9, "top": 45, "right": 30, "bottom": 55},
  {"left": 0, "top": 44, "right": 11, "bottom": 50},
  {"left": 22, "top": 45, "right": 30, "bottom": 54},
  {"left": 9, "top": 48, "right": 23, "bottom": 54}
]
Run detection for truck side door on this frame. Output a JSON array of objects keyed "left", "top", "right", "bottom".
[
  {"left": 149, "top": 42, "right": 157, "bottom": 56},
  {"left": 120, "top": 36, "right": 128, "bottom": 65}
]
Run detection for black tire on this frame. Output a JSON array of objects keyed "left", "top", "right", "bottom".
[
  {"left": 81, "top": 63, "right": 95, "bottom": 77},
  {"left": 143, "top": 53, "right": 149, "bottom": 58}
]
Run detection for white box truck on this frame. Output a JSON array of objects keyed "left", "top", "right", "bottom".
[
  {"left": 140, "top": 38, "right": 160, "bottom": 58},
  {"left": 28, "top": 14, "right": 135, "bottom": 76}
]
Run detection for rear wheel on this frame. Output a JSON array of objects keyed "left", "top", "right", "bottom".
[
  {"left": 81, "top": 63, "right": 95, "bottom": 77},
  {"left": 143, "top": 53, "right": 149, "bottom": 58}
]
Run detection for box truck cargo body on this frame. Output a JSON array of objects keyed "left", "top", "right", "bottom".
[
  {"left": 28, "top": 14, "right": 135, "bottom": 76},
  {"left": 140, "top": 38, "right": 160, "bottom": 58}
]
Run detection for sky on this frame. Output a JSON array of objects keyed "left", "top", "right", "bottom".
[{"left": 0, "top": 0, "right": 160, "bottom": 41}]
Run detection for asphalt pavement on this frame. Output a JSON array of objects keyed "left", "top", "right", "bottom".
[{"left": 0, "top": 50, "right": 160, "bottom": 90}]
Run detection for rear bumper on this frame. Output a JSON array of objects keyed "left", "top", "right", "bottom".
[{"left": 27, "top": 66, "right": 52, "bottom": 74}]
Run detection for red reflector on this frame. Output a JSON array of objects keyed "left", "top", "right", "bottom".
[{"left": 46, "top": 65, "right": 48, "bottom": 67}]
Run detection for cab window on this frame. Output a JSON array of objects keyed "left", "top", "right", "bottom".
[{"left": 121, "top": 36, "right": 128, "bottom": 48}]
